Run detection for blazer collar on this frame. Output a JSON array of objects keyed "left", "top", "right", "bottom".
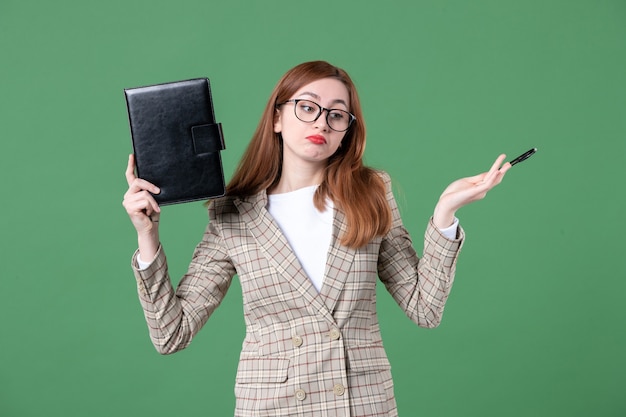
[
  {"left": 319, "top": 207, "right": 356, "bottom": 316},
  {"left": 233, "top": 189, "right": 355, "bottom": 324}
]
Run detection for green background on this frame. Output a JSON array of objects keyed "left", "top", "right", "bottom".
[{"left": 1, "top": 1, "right": 624, "bottom": 416}]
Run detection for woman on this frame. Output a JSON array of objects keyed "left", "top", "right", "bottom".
[{"left": 123, "top": 60, "right": 510, "bottom": 416}]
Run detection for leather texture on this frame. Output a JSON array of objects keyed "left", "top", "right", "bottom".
[{"left": 124, "top": 78, "right": 226, "bottom": 205}]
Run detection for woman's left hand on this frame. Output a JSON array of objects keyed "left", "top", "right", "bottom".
[{"left": 433, "top": 154, "right": 511, "bottom": 229}]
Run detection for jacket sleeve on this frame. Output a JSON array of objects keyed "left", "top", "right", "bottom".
[
  {"left": 131, "top": 204, "right": 236, "bottom": 354},
  {"left": 377, "top": 172, "right": 465, "bottom": 328}
]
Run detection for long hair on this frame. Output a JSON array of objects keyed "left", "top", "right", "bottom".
[{"left": 226, "top": 61, "right": 391, "bottom": 248}]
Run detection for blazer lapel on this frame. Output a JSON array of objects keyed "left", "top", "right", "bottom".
[
  {"left": 234, "top": 191, "right": 336, "bottom": 325},
  {"left": 319, "top": 207, "right": 356, "bottom": 315}
]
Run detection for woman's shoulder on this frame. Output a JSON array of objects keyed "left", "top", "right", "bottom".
[
  {"left": 368, "top": 168, "right": 392, "bottom": 189},
  {"left": 207, "top": 191, "right": 266, "bottom": 221},
  {"left": 207, "top": 195, "right": 239, "bottom": 220},
  {"left": 372, "top": 169, "right": 391, "bottom": 182}
]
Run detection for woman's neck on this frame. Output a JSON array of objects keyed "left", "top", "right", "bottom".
[{"left": 270, "top": 160, "right": 325, "bottom": 194}]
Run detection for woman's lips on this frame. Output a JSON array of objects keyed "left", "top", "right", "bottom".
[{"left": 306, "top": 135, "right": 326, "bottom": 144}]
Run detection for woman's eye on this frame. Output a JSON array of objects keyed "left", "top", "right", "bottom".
[
  {"left": 297, "top": 100, "right": 320, "bottom": 114},
  {"left": 329, "top": 111, "right": 346, "bottom": 120}
]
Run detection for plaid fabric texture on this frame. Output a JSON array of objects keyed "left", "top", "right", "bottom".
[{"left": 132, "top": 172, "right": 464, "bottom": 416}]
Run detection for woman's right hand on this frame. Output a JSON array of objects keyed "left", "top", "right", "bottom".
[{"left": 123, "top": 154, "right": 161, "bottom": 260}]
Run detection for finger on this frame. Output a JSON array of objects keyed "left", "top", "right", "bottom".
[
  {"left": 128, "top": 178, "right": 161, "bottom": 195},
  {"left": 125, "top": 198, "right": 151, "bottom": 216},
  {"left": 467, "top": 154, "right": 507, "bottom": 187},
  {"left": 139, "top": 190, "right": 161, "bottom": 214},
  {"left": 481, "top": 154, "right": 507, "bottom": 185},
  {"left": 466, "top": 173, "right": 487, "bottom": 184},
  {"left": 482, "top": 162, "right": 511, "bottom": 191},
  {"left": 124, "top": 202, "right": 160, "bottom": 226},
  {"left": 124, "top": 190, "right": 161, "bottom": 214},
  {"left": 147, "top": 211, "right": 161, "bottom": 223},
  {"left": 124, "top": 154, "right": 160, "bottom": 194},
  {"left": 125, "top": 155, "right": 160, "bottom": 193},
  {"left": 488, "top": 154, "right": 507, "bottom": 174},
  {"left": 499, "top": 161, "right": 512, "bottom": 175},
  {"left": 125, "top": 154, "right": 137, "bottom": 186}
]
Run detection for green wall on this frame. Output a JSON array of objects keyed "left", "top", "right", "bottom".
[{"left": 1, "top": 1, "right": 624, "bottom": 416}]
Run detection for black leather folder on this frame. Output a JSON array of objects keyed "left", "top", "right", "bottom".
[{"left": 124, "top": 78, "right": 226, "bottom": 205}]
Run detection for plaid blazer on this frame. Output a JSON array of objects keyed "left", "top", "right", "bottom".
[{"left": 132, "top": 172, "right": 464, "bottom": 417}]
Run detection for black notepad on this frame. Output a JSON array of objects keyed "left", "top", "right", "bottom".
[{"left": 124, "top": 78, "right": 226, "bottom": 205}]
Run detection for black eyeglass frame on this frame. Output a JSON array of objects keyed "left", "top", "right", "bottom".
[{"left": 278, "top": 99, "right": 356, "bottom": 132}]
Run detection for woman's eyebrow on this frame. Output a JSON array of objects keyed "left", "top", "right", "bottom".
[
  {"left": 297, "top": 91, "right": 348, "bottom": 107},
  {"left": 298, "top": 91, "right": 320, "bottom": 100}
]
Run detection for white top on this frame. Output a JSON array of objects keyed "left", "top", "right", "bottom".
[
  {"left": 267, "top": 185, "right": 333, "bottom": 292},
  {"left": 137, "top": 186, "right": 460, "bottom": 293}
]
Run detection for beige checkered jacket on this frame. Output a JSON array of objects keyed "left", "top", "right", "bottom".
[{"left": 132, "top": 172, "right": 464, "bottom": 416}]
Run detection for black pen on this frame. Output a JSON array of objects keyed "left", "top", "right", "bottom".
[{"left": 510, "top": 148, "right": 537, "bottom": 166}]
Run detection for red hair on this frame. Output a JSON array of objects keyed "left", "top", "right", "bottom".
[{"left": 226, "top": 61, "right": 391, "bottom": 248}]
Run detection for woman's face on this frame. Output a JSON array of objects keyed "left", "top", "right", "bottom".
[{"left": 274, "top": 77, "right": 350, "bottom": 168}]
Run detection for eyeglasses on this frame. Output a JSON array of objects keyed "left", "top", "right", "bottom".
[{"left": 279, "top": 99, "right": 356, "bottom": 132}]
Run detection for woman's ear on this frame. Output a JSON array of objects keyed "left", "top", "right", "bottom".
[{"left": 273, "top": 109, "right": 282, "bottom": 133}]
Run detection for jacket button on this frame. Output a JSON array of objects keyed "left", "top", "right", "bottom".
[
  {"left": 329, "top": 328, "right": 341, "bottom": 340},
  {"left": 295, "top": 389, "right": 306, "bottom": 401},
  {"left": 292, "top": 335, "right": 303, "bottom": 347},
  {"left": 333, "top": 384, "right": 345, "bottom": 396}
]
